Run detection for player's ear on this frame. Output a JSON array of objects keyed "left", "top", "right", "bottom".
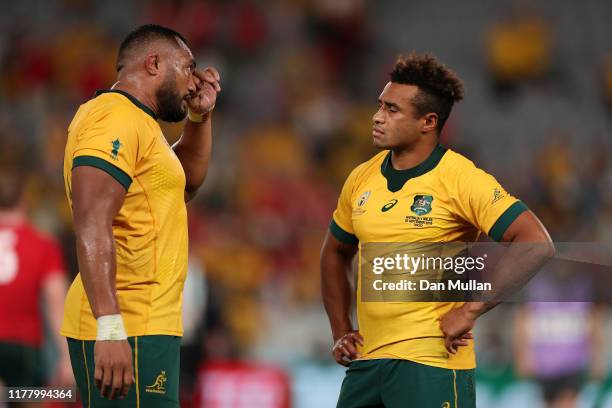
[
  {"left": 422, "top": 113, "right": 438, "bottom": 133},
  {"left": 144, "top": 54, "right": 160, "bottom": 76}
]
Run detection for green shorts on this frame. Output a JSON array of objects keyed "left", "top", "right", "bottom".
[
  {"left": 67, "top": 335, "right": 180, "bottom": 408},
  {"left": 0, "top": 341, "right": 43, "bottom": 387},
  {"left": 337, "top": 359, "right": 475, "bottom": 408}
]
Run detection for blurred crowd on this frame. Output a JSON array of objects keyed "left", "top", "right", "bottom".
[{"left": 1, "top": 0, "right": 612, "bottom": 407}]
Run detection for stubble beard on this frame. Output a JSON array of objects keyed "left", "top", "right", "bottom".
[{"left": 156, "top": 71, "right": 187, "bottom": 122}]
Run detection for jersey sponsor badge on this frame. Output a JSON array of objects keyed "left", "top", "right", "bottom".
[{"left": 381, "top": 199, "right": 398, "bottom": 212}]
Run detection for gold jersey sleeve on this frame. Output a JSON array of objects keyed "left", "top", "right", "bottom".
[
  {"left": 447, "top": 152, "right": 527, "bottom": 241},
  {"left": 332, "top": 170, "right": 357, "bottom": 234},
  {"left": 330, "top": 159, "right": 376, "bottom": 245},
  {"left": 69, "top": 103, "right": 139, "bottom": 189}
]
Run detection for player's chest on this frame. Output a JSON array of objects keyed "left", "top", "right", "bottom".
[
  {"left": 350, "top": 181, "right": 457, "bottom": 241},
  {"left": 135, "top": 133, "right": 186, "bottom": 194}
]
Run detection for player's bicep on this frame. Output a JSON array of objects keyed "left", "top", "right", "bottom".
[
  {"left": 500, "top": 209, "right": 552, "bottom": 244},
  {"left": 71, "top": 166, "right": 127, "bottom": 229},
  {"left": 322, "top": 229, "right": 358, "bottom": 260}
]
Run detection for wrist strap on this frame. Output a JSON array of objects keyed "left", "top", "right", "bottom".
[
  {"left": 188, "top": 105, "right": 215, "bottom": 123},
  {"left": 96, "top": 314, "right": 127, "bottom": 341}
]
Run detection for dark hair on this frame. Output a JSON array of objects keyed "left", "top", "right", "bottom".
[
  {"left": 390, "top": 53, "right": 464, "bottom": 132},
  {"left": 117, "top": 24, "right": 188, "bottom": 71}
]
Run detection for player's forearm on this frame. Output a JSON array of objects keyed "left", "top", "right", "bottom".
[
  {"left": 173, "top": 113, "right": 212, "bottom": 196},
  {"left": 466, "top": 233, "right": 555, "bottom": 318},
  {"left": 74, "top": 221, "right": 121, "bottom": 318},
  {"left": 321, "top": 249, "right": 354, "bottom": 341}
]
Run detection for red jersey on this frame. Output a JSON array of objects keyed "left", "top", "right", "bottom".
[{"left": 0, "top": 220, "right": 65, "bottom": 346}]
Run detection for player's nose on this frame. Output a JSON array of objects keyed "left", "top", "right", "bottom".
[
  {"left": 373, "top": 108, "right": 384, "bottom": 124},
  {"left": 187, "top": 83, "right": 196, "bottom": 95},
  {"left": 187, "top": 75, "right": 198, "bottom": 94}
]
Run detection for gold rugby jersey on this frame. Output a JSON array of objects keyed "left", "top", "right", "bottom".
[
  {"left": 61, "top": 90, "right": 188, "bottom": 339},
  {"left": 330, "top": 144, "right": 527, "bottom": 369}
]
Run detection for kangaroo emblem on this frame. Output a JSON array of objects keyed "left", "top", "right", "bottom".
[{"left": 145, "top": 371, "right": 167, "bottom": 394}]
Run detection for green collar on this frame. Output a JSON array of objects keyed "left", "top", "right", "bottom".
[
  {"left": 95, "top": 89, "right": 157, "bottom": 120},
  {"left": 381, "top": 144, "right": 447, "bottom": 192}
]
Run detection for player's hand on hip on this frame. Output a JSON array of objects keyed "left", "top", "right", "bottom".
[
  {"left": 332, "top": 331, "right": 364, "bottom": 366},
  {"left": 439, "top": 305, "right": 477, "bottom": 355},
  {"left": 94, "top": 340, "right": 134, "bottom": 400},
  {"left": 187, "top": 67, "right": 221, "bottom": 114}
]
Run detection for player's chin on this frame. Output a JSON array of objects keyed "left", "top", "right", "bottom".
[{"left": 372, "top": 138, "right": 388, "bottom": 149}]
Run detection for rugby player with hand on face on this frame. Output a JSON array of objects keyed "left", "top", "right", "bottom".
[{"left": 62, "top": 24, "right": 220, "bottom": 407}]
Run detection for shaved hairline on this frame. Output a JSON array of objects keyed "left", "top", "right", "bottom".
[{"left": 117, "top": 35, "right": 186, "bottom": 72}]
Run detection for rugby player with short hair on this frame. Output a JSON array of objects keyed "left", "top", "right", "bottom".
[
  {"left": 321, "top": 53, "right": 554, "bottom": 407},
  {"left": 61, "top": 24, "right": 220, "bottom": 407}
]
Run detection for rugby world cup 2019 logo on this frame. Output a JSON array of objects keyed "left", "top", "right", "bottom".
[
  {"left": 411, "top": 195, "right": 433, "bottom": 215},
  {"left": 357, "top": 191, "right": 371, "bottom": 207},
  {"left": 353, "top": 190, "right": 371, "bottom": 216}
]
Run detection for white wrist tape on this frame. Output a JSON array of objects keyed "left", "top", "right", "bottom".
[
  {"left": 188, "top": 105, "right": 215, "bottom": 123},
  {"left": 188, "top": 109, "right": 204, "bottom": 122},
  {"left": 96, "top": 314, "right": 127, "bottom": 341}
]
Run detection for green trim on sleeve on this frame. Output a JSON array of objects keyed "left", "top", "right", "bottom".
[
  {"left": 329, "top": 219, "right": 358, "bottom": 245},
  {"left": 72, "top": 156, "right": 132, "bottom": 191},
  {"left": 488, "top": 201, "right": 529, "bottom": 241}
]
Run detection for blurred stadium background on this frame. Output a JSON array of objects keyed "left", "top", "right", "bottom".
[{"left": 1, "top": 0, "right": 612, "bottom": 407}]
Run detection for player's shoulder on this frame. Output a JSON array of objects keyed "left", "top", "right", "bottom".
[
  {"left": 440, "top": 148, "right": 491, "bottom": 180},
  {"left": 346, "top": 150, "right": 388, "bottom": 183},
  {"left": 69, "top": 91, "right": 147, "bottom": 142},
  {"left": 91, "top": 91, "right": 143, "bottom": 119},
  {"left": 441, "top": 148, "right": 476, "bottom": 170},
  {"left": 74, "top": 91, "right": 145, "bottom": 126}
]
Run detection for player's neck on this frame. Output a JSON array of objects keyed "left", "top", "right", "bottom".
[
  {"left": 111, "top": 79, "right": 159, "bottom": 118},
  {"left": 390, "top": 141, "right": 439, "bottom": 171}
]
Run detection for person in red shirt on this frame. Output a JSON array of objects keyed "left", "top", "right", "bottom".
[{"left": 0, "top": 163, "right": 73, "bottom": 391}]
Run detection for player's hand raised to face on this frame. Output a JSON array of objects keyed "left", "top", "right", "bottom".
[
  {"left": 186, "top": 67, "right": 221, "bottom": 115},
  {"left": 332, "top": 331, "right": 364, "bottom": 367},
  {"left": 94, "top": 340, "right": 134, "bottom": 400}
]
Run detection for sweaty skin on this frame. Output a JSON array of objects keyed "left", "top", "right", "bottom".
[{"left": 72, "top": 166, "right": 133, "bottom": 400}]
